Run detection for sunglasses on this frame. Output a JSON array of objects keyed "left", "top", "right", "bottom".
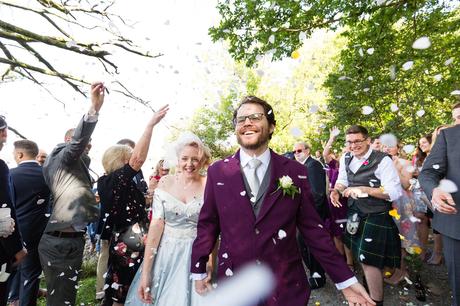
[{"left": 293, "top": 149, "right": 304, "bottom": 154}]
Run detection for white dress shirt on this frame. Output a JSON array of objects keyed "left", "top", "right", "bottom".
[{"left": 336, "top": 148, "right": 402, "bottom": 201}]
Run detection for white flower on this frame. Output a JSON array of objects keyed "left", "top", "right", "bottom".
[{"left": 279, "top": 176, "right": 293, "bottom": 189}]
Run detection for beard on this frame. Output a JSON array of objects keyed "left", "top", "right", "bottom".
[{"left": 236, "top": 130, "right": 270, "bottom": 151}]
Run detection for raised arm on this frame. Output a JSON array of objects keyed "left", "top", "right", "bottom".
[
  {"left": 323, "top": 126, "right": 339, "bottom": 164},
  {"left": 129, "top": 105, "right": 169, "bottom": 172}
]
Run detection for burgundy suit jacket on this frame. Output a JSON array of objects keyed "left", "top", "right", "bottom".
[{"left": 191, "top": 150, "right": 353, "bottom": 306}]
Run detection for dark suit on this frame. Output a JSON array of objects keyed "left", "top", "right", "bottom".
[
  {"left": 0, "top": 160, "right": 23, "bottom": 306},
  {"left": 8, "top": 161, "right": 50, "bottom": 306},
  {"left": 419, "top": 124, "right": 460, "bottom": 305},
  {"left": 297, "top": 156, "right": 329, "bottom": 287},
  {"left": 38, "top": 115, "right": 99, "bottom": 306},
  {"left": 191, "top": 150, "right": 353, "bottom": 306}
]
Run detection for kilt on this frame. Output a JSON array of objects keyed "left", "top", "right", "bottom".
[{"left": 344, "top": 210, "right": 401, "bottom": 269}]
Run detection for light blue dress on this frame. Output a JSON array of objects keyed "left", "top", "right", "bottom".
[{"left": 125, "top": 188, "right": 206, "bottom": 306}]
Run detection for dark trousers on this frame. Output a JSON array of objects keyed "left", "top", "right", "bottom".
[
  {"left": 297, "top": 233, "right": 325, "bottom": 279},
  {"left": 38, "top": 233, "right": 84, "bottom": 306},
  {"left": 0, "top": 281, "right": 8, "bottom": 306},
  {"left": 443, "top": 235, "right": 460, "bottom": 306},
  {"left": 7, "top": 247, "right": 42, "bottom": 306}
]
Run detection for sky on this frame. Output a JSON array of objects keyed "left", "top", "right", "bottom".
[{"left": 0, "top": 0, "right": 236, "bottom": 175}]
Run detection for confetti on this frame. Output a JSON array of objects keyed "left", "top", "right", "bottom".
[
  {"left": 416, "top": 109, "right": 425, "bottom": 117},
  {"left": 222, "top": 253, "right": 229, "bottom": 259},
  {"left": 225, "top": 268, "right": 234, "bottom": 276},
  {"left": 291, "top": 50, "right": 300, "bottom": 59},
  {"left": 439, "top": 179, "right": 458, "bottom": 193},
  {"left": 451, "top": 90, "right": 460, "bottom": 95},
  {"left": 309, "top": 105, "right": 319, "bottom": 113},
  {"left": 389, "top": 209, "right": 401, "bottom": 220},
  {"left": 268, "top": 35, "right": 275, "bottom": 44},
  {"left": 358, "top": 48, "right": 364, "bottom": 57},
  {"left": 409, "top": 216, "right": 421, "bottom": 223},
  {"left": 217, "top": 182, "right": 224, "bottom": 186},
  {"left": 298, "top": 175, "right": 307, "bottom": 179},
  {"left": 277, "top": 229, "right": 287, "bottom": 240},
  {"left": 36, "top": 199, "right": 45, "bottom": 205},
  {"left": 389, "top": 65, "right": 396, "bottom": 80},
  {"left": 433, "top": 74, "right": 442, "bottom": 81},
  {"left": 366, "top": 48, "right": 375, "bottom": 55},
  {"left": 445, "top": 58, "right": 454, "bottom": 66},
  {"left": 402, "top": 61, "right": 414, "bottom": 71},
  {"left": 432, "top": 164, "right": 440, "bottom": 169},
  {"left": 359, "top": 254, "right": 365, "bottom": 261},
  {"left": 390, "top": 104, "right": 399, "bottom": 112},
  {"left": 240, "top": 191, "right": 246, "bottom": 196},
  {"left": 312, "top": 272, "right": 322, "bottom": 278},
  {"left": 362, "top": 106, "right": 374, "bottom": 115},
  {"left": 403, "top": 144, "right": 415, "bottom": 154},
  {"left": 290, "top": 127, "right": 303, "bottom": 137},
  {"left": 365, "top": 238, "right": 373, "bottom": 242},
  {"left": 412, "top": 36, "right": 431, "bottom": 49}
]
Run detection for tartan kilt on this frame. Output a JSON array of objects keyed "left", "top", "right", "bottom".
[{"left": 344, "top": 210, "right": 401, "bottom": 269}]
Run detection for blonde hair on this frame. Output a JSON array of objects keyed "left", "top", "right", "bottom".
[
  {"left": 178, "top": 141, "right": 211, "bottom": 168},
  {"left": 102, "top": 144, "right": 133, "bottom": 174}
]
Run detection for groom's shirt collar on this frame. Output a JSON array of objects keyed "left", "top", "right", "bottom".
[{"left": 240, "top": 148, "right": 271, "bottom": 168}]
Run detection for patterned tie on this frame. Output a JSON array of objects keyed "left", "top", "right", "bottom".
[{"left": 247, "top": 158, "right": 262, "bottom": 199}]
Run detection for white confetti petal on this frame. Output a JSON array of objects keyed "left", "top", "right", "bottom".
[
  {"left": 403, "top": 144, "right": 415, "bottom": 154},
  {"left": 412, "top": 36, "right": 431, "bottom": 49},
  {"left": 402, "top": 61, "right": 414, "bottom": 71},
  {"left": 366, "top": 48, "right": 374, "bottom": 55},
  {"left": 298, "top": 175, "right": 307, "bottom": 179},
  {"left": 103, "top": 284, "right": 109, "bottom": 290},
  {"left": 312, "top": 272, "right": 322, "bottom": 278},
  {"left": 358, "top": 48, "right": 364, "bottom": 57},
  {"left": 365, "top": 238, "right": 373, "bottom": 242},
  {"left": 290, "top": 127, "right": 303, "bottom": 137},
  {"left": 225, "top": 268, "right": 233, "bottom": 276},
  {"left": 359, "top": 254, "right": 365, "bottom": 261},
  {"left": 277, "top": 229, "right": 287, "bottom": 240},
  {"left": 432, "top": 164, "right": 440, "bottom": 169},
  {"left": 389, "top": 65, "right": 396, "bottom": 80},
  {"left": 451, "top": 90, "right": 460, "bottom": 95},
  {"left": 111, "top": 282, "right": 120, "bottom": 290},
  {"left": 195, "top": 262, "right": 200, "bottom": 268},
  {"left": 59, "top": 272, "right": 64, "bottom": 277},
  {"left": 222, "top": 253, "right": 229, "bottom": 259},
  {"left": 217, "top": 182, "right": 224, "bottom": 186},
  {"left": 433, "top": 74, "right": 442, "bottom": 81},
  {"left": 363, "top": 88, "right": 370, "bottom": 92},
  {"left": 362, "top": 106, "right": 374, "bottom": 115},
  {"left": 309, "top": 105, "right": 319, "bottom": 113},
  {"left": 445, "top": 58, "right": 454, "bottom": 66},
  {"left": 390, "top": 104, "right": 399, "bottom": 112},
  {"left": 439, "top": 179, "right": 458, "bottom": 193},
  {"left": 36, "top": 199, "right": 45, "bottom": 205},
  {"left": 368, "top": 76, "right": 374, "bottom": 81},
  {"left": 268, "top": 35, "right": 275, "bottom": 44},
  {"left": 45, "top": 213, "right": 50, "bottom": 217},
  {"left": 416, "top": 109, "right": 425, "bottom": 117},
  {"left": 409, "top": 216, "right": 421, "bottom": 223},
  {"left": 298, "top": 31, "right": 306, "bottom": 41}
]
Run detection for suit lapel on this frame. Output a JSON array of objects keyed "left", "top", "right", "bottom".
[
  {"left": 225, "top": 151, "right": 256, "bottom": 221},
  {"left": 255, "top": 150, "right": 285, "bottom": 224}
]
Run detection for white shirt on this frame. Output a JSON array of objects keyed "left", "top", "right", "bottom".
[
  {"left": 336, "top": 148, "right": 402, "bottom": 201},
  {"left": 239, "top": 147, "right": 271, "bottom": 184}
]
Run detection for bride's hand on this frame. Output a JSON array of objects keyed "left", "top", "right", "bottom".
[{"left": 138, "top": 275, "right": 153, "bottom": 304}]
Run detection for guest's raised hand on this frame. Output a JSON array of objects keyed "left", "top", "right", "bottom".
[
  {"left": 149, "top": 105, "right": 169, "bottom": 126},
  {"left": 90, "top": 82, "right": 105, "bottom": 112},
  {"left": 330, "top": 126, "right": 340, "bottom": 140},
  {"left": 342, "top": 282, "right": 375, "bottom": 305}
]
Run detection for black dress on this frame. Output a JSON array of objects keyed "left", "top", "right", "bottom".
[{"left": 98, "top": 164, "right": 149, "bottom": 304}]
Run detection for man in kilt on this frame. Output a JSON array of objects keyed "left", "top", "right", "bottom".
[{"left": 331, "top": 125, "right": 402, "bottom": 306}]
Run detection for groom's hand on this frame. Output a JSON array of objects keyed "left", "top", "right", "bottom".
[
  {"left": 342, "top": 282, "right": 375, "bottom": 306},
  {"left": 195, "top": 278, "right": 212, "bottom": 296}
]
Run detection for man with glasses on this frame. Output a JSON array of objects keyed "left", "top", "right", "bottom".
[
  {"left": 192, "top": 97, "right": 373, "bottom": 306},
  {"left": 293, "top": 142, "right": 329, "bottom": 289},
  {"left": 330, "top": 125, "right": 402, "bottom": 306}
]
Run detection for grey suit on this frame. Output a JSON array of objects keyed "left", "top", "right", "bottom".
[
  {"left": 419, "top": 124, "right": 460, "bottom": 305},
  {"left": 38, "top": 115, "right": 99, "bottom": 306}
]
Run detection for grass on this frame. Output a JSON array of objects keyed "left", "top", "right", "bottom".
[{"left": 37, "top": 258, "right": 99, "bottom": 306}]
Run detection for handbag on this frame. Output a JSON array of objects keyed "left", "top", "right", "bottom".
[{"left": 119, "top": 222, "right": 148, "bottom": 252}]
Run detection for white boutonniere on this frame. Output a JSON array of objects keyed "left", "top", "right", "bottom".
[{"left": 275, "top": 175, "right": 300, "bottom": 199}]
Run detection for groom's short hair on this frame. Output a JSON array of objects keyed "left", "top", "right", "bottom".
[{"left": 233, "top": 96, "right": 277, "bottom": 128}]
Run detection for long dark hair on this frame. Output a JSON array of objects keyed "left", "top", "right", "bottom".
[{"left": 414, "top": 134, "right": 432, "bottom": 168}]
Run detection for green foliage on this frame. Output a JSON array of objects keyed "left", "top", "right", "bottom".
[
  {"left": 38, "top": 275, "right": 97, "bottom": 306},
  {"left": 210, "top": 0, "right": 460, "bottom": 144}
]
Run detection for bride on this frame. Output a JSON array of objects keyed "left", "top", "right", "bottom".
[{"left": 125, "top": 132, "right": 212, "bottom": 306}]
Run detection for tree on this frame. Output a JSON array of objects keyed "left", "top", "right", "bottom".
[
  {"left": 0, "top": 0, "right": 161, "bottom": 106},
  {"left": 210, "top": 0, "right": 460, "bottom": 142}
]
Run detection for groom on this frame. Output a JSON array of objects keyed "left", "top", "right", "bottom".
[{"left": 191, "top": 96, "right": 373, "bottom": 305}]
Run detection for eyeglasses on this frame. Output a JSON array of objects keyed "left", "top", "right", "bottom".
[
  {"left": 345, "top": 138, "right": 367, "bottom": 146},
  {"left": 293, "top": 149, "right": 304, "bottom": 154},
  {"left": 234, "top": 113, "right": 265, "bottom": 125}
]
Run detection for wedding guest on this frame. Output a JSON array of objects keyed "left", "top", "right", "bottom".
[
  {"left": 419, "top": 122, "right": 460, "bottom": 306},
  {"left": 35, "top": 149, "right": 47, "bottom": 166},
  {"left": 323, "top": 127, "right": 353, "bottom": 270},
  {"left": 370, "top": 136, "right": 382, "bottom": 151},
  {"left": 7, "top": 140, "right": 50, "bottom": 306},
  {"left": 98, "top": 106, "right": 168, "bottom": 306},
  {"left": 331, "top": 125, "right": 403, "bottom": 306},
  {"left": 0, "top": 116, "right": 26, "bottom": 305},
  {"left": 453, "top": 102, "right": 460, "bottom": 125},
  {"left": 126, "top": 132, "right": 211, "bottom": 305}
]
